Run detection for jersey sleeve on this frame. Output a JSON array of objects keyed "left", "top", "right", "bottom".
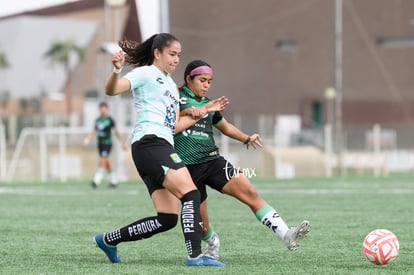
[
  {"left": 212, "top": 111, "right": 224, "bottom": 125},
  {"left": 123, "top": 67, "right": 148, "bottom": 90},
  {"left": 110, "top": 117, "right": 116, "bottom": 128}
]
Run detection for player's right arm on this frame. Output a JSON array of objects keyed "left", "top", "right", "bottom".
[
  {"left": 215, "top": 120, "right": 262, "bottom": 149},
  {"left": 83, "top": 129, "right": 97, "bottom": 147},
  {"left": 105, "top": 50, "right": 131, "bottom": 96}
]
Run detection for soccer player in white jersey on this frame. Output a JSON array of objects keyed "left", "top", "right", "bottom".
[
  {"left": 175, "top": 60, "right": 310, "bottom": 259},
  {"left": 92, "top": 34, "right": 228, "bottom": 266}
]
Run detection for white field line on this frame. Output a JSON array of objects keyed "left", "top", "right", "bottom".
[
  {"left": 258, "top": 188, "right": 414, "bottom": 194},
  {"left": 1, "top": 187, "right": 413, "bottom": 196},
  {"left": 0, "top": 188, "right": 140, "bottom": 196}
]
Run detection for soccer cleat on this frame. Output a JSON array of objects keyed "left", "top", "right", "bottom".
[
  {"left": 204, "top": 232, "right": 220, "bottom": 260},
  {"left": 93, "top": 233, "right": 121, "bottom": 263},
  {"left": 185, "top": 255, "right": 225, "bottom": 267},
  {"left": 283, "top": 220, "right": 310, "bottom": 251},
  {"left": 91, "top": 181, "right": 97, "bottom": 189},
  {"left": 109, "top": 183, "right": 118, "bottom": 188}
]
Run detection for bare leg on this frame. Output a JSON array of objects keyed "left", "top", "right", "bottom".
[
  {"left": 200, "top": 200, "right": 210, "bottom": 236},
  {"left": 162, "top": 167, "right": 197, "bottom": 198},
  {"left": 221, "top": 174, "right": 267, "bottom": 213}
]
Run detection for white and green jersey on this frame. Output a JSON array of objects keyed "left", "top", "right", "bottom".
[
  {"left": 174, "top": 86, "right": 224, "bottom": 165},
  {"left": 95, "top": 116, "right": 115, "bottom": 145},
  {"left": 124, "top": 65, "right": 180, "bottom": 145}
]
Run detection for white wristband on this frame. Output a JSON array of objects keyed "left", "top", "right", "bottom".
[{"left": 113, "top": 67, "right": 123, "bottom": 74}]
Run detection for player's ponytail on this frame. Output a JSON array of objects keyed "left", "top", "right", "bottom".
[{"left": 119, "top": 33, "right": 179, "bottom": 67}]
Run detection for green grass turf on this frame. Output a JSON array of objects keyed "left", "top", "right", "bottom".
[{"left": 0, "top": 175, "right": 413, "bottom": 274}]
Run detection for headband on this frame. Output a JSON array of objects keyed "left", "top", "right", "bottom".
[{"left": 189, "top": 65, "right": 213, "bottom": 76}]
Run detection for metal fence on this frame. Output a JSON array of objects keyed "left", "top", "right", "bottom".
[{"left": 1, "top": 113, "right": 414, "bottom": 182}]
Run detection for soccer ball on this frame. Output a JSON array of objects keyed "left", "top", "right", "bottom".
[{"left": 362, "top": 229, "right": 399, "bottom": 265}]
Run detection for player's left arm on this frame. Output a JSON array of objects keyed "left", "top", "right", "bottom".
[
  {"left": 215, "top": 119, "right": 263, "bottom": 149},
  {"left": 175, "top": 108, "right": 202, "bottom": 133},
  {"left": 175, "top": 96, "right": 229, "bottom": 133},
  {"left": 180, "top": 96, "right": 229, "bottom": 119},
  {"left": 113, "top": 127, "right": 128, "bottom": 150}
]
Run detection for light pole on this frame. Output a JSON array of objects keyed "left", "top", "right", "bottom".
[
  {"left": 324, "top": 87, "right": 336, "bottom": 177},
  {"left": 325, "top": 87, "right": 336, "bottom": 127},
  {"left": 106, "top": 0, "right": 127, "bottom": 42},
  {"left": 106, "top": 0, "right": 127, "bottom": 181},
  {"left": 334, "top": 0, "right": 343, "bottom": 174},
  {"left": 160, "top": 0, "right": 170, "bottom": 33}
]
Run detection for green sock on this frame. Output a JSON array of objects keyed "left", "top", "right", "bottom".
[
  {"left": 255, "top": 205, "right": 289, "bottom": 239},
  {"left": 202, "top": 223, "right": 214, "bottom": 242},
  {"left": 255, "top": 205, "right": 274, "bottom": 221}
]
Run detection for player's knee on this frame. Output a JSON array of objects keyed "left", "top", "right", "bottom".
[{"left": 157, "top": 213, "right": 178, "bottom": 230}]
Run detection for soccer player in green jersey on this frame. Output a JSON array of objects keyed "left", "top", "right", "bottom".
[
  {"left": 83, "top": 102, "right": 127, "bottom": 188},
  {"left": 175, "top": 60, "right": 310, "bottom": 259}
]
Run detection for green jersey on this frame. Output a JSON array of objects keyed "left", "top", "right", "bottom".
[
  {"left": 95, "top": 116, "right": 115, "bottom": 145},
  {"left": 174, "top": 86, "right": 224, "bottom": 165}
]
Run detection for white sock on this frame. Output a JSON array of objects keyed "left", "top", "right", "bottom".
[
  {"left": 109, "top": 171, "right": 118, "bottom": 185},
  {"left": 93, "top": 169, "right": 105, "bottom": 185},
  {"left": 256, "top": 205, "right": 289, "bottom": 239}
]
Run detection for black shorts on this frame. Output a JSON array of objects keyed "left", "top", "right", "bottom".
[
  {"left": 186, "top": 156, "right": 239, "bottom": 202},
  {"left": 132, "top": 135, "right": 186, "bottom": 195},
  {"left": 98, "top": 143, "right": 112, "bottom": 157}
]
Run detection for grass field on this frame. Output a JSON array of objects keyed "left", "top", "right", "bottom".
[{"left": 1, "top": 175, "right": 413, "bottom": 274}]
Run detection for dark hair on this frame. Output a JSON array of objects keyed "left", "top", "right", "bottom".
[
  {"left": 182, "top": 60, "right": 212, "bottom": 87},
  {"left": 99, "top": 102, "right": 108, "bottom": 108},
  {"left": 119, "top": 33, "right": 179, "bottom": 67}
]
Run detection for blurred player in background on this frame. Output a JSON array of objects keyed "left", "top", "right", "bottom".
[
  {"left": 175, "top": 60, "right": 310, "bottom": 259},
  {"left": 83, "top": 102, "right": 127, "bottom": 188}
]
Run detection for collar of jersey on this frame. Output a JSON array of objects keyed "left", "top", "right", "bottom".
[
  {"left": 150, "top": 64, "right": 170, "bottom": 78},
  {"left": 183, "top": 86, "right": 205, "bottom": 101}
]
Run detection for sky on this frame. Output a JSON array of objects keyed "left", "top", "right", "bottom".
[{"left": 0, "top": 0, "right": 81, "bottom": 17}]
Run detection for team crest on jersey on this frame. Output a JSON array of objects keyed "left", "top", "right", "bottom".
[
  {"left": 170, "top": 153, "right": 182, "bottom": 163},
  {"left": 164, "top": 104, "right": 176, "bottom": 131},
  {"left": 156, "top": 77, "right": 164, "bottom": 84}
]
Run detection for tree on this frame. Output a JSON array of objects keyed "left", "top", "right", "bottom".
[
  {"left": 44, "top": 38, "right": 85, "bottom": 123},
  {"left": 0, "top": 53, "right": 9, "bottom": 68},
  {"left": 0, "top": 53, "right": 10, "bottom": 108}
]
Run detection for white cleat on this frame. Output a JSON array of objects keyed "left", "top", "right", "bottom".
[
  {"left": 204, "top": 232, "right": 220, "bottom": 260},
  {"left": 283, "top": 220, "right": 310, "bottom": 251}
]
